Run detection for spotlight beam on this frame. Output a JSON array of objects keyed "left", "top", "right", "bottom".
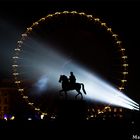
[{"left": 15, "top": 39, "right": 139, "bottom": 111}]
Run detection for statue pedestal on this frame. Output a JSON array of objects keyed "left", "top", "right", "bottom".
[{"left": 56, "top": 99, "right": 87, "bottom": 121}]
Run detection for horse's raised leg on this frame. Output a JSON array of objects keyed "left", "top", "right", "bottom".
[{"left": 75, "top": 90, "right": 83, "bottom": 100}]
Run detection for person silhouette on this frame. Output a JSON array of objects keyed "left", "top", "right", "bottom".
[{"left": 69, "top": 72, "right": 76, "bottom": 87}]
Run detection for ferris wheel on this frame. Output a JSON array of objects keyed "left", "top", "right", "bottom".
[{"left": 12, "top": 11, "right": 128, "bottom": 119}]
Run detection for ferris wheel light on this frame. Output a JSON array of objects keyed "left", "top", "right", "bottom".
[
  {"left": 14, "top": 48, "right": 21, "bottom": 51},
  {"left": 55, "top": 12, "right": 61, "bottom": 15},
  {"left": 116, "top": 41, "right": 122, "bottom": 44},
  {"left": 12, "top": 56, "right": 19, "bottom": 59},
  {"left": 17, "top": 41, "right": 23, "bottom": 44},
  {"left": 12, "top": 64, "right": 18, "bottom": 67},
  {"left": 15, "top": 81, "right": 21, "bottom": 84},
  {"left": 121, "top": 48, "right": 125, "bottom": 51},
  {"left": 123, "top": 64, "right": 128, "bottom": 67},
  {"left": 101, "top": 23, "right": 106, "bottom": 26},
  {"left": 122, "top": 56, "right": 128, "bottom": 59},
  {"left": 27, "top": 27, "right": 32, "bottom": 31},
  {"left": 28, "top": 102, "right": 34, "bottom": 105},
  {"left": 87, "top": 15, "right": 93, "bottom": 18},
  {"left": 121, "top": 79, "right": 127, "bottom": 83},
  {"left": 71, "top": 11, "right": 77, "bottom": 14},
  {"left": 13, "top": 72, "right": 19, "bottom": 76},
  {"left": 107, "top": 28, "right": 112, "bottom": 31},
  {"left": 35, "top": 108, "right": 40, "bottom": 111},
  {"left": 40, "top": 18, "right": 45, "bottom": 21},
  {"left": 79, "top": 12, "right": 86, "bottom": 15},
  {"left": 112, "top": 34, "right": 118, "bottom": 37},
  {"left": 123, "top": 72, "right": 128, "bottom": 75},
  {"left": 18, "top": 88, "right": 24, "bottom": 92},
  {"left": 47, "top": 14, "right": 53, "bottom": 17},
  {"left": 22, "top": 34, "right": 27, "bottom": 37},
  {"left": 33, "top": 22, "right": 39, "bottom": 26},
  {"left": 63, "top": 11, "right": 69, "bottom": 14},
  {"left": 94, "top": 18, "right": 100, "bottom": 21},
  {"left": 23, "top": 96, "right": 28, "bottom": 99}
]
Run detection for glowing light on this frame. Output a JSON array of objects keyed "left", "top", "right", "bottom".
[
  {"left": 28, "top": 118, "right": 32, "bottom": 120},
  {"left": 15, "top": 48, "right": 20, "bottom": 51},
  {"left": 27, "top": 27, "right": 32, "bottom": 31},
  {"left": 28, "top": 102, "right": 34, "bottom": 105},
  {"left": 35, "top": 108, "right": 40, "bottom": 111},
  {"left": 55, "top": 12, "right": 61, "bottom": 15},
  {"left": 101, "top": 23, "right": 106, "bottom": 26},
  {"left": 94, "top": 18, "right": 100, "bottom": 21},
  {"left": 12, "top": 64, "right": 18, "bottom": 67},
  {"left": 13, "top": 72, "right": 19, "bottom": 76},
  {"left": 47, "top": 14, "right": 53, "bottom": 17},
  {"left": 121, "top": 79, "right": 127, "bottom": 83},
  {"left": 4, "top": 116, "right": 8, "bottom": 121},
  {"left": 15, "top": 81, "right": 21, "bottom": 84},
  {"left": 22, "top": 34, "right": 27, "bottom": 37},
  {"left": 123, "top": 64, "right": 128, "bottom": 67},
  {"left": 71, "top": 11, "right": 77, "bottom": 14},
  {"left": 87, "top": 15, "right": 93, "bottom": 18},
  {"left": 41, "top": 114, "right": 44, "bottom": 119},
  {"left": 107, "top": 28, "right": 112, "bottom": 31},
  {"left": 10, "top": 116, "right": 15, "bottom": 120},
  {"left": 122, "top": 56, "right": 128, "bottom": 59},
  {"left": 112, "top": 34, "right": 118, "bottom": 37},
  {"left": 79, "top": 12, "right": 86, "bottom": 15},
  {"left": 17, "top": 41, "right": 23, "bottom": 44},
  {"left": 121, "top": 48, "right": 125, "bottom": 51},
  {"left": 18, "top": 88, "right": 24, "bottom": 92},
  {"left": 119, "top": 87, "right": 124, "bottom": 90},
  {"left": 23, "top": 96, "right": 28, "bottom": 99},
  {"left": 33, "top": 22, "right": 39, "bottom": 26},
  {"left": 116, "top": 41, "right": 122, "bottom": 44},
  {"left": 12, "top": 56, "right": 19, "bottom": 59},
  {"left": 123, "top": 72, "right": 128, "bottom": 75},
  {"left": 40, "top": 18, "right": 45, "bottom": 21},
  {"left": 63, "top": 11, "right": 69, "bottom": 14}
]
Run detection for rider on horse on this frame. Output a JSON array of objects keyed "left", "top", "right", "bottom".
[
  {"left": 59, "top": 73, "right": 86, "bottom": 99},
  {"left": 69, "top": 72, "right": 76, "bottom": 88}
]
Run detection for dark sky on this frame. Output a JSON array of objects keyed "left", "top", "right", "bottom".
[{"left": 0, "top": 0, "right": 140, "bottom": 104}]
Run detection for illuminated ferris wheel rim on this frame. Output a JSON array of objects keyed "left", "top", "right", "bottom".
[{"left": 12, "top": 11, "right": 128, "bottom": 118}]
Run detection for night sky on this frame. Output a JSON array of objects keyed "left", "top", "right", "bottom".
[{"left": 0, "top": 0, "right": 140, "bottom": 106}]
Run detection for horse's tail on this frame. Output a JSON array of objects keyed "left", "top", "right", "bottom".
[{"left": 80, "top": 83, "right": 86, "bottom": 95}]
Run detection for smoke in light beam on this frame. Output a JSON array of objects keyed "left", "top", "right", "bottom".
[
  {"left": 21, "top": 39, "right": 139, "bottom": 111},
  {"left": 34, "top": 74, "right": 48, "bottom": 92}
]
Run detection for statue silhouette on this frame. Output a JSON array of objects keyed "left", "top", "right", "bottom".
[
  {"left": 59, "top": 74, "right": 86, "bottom": 100},
  {"left": 69, "top": 72, "right": 76, "bottom": 87}
]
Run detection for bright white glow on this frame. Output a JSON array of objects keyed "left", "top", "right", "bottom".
[
  {"left": 40, "top": 114, "right": 44, "bottom": 120},
  {"left": 34, "top": 74, "right": 48, "bottom": 92},
  {"left": 28, "top": 118, "right": 32, "bottom": 120},
  {"left": 20, "top": 38, "right": 139, "bottom": 111}
]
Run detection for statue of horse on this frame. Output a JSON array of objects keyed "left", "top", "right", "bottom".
[{"left": 59, "top": 75, "right": 86, "bottom": 99}]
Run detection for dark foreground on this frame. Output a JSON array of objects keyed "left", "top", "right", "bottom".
[
  {"left": 1, "top": 100, "right": 139, "bottom": 139},
  {"left": 0, "top": 119, "right": 140, "bottom": 140}
]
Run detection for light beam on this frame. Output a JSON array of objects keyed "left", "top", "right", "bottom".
[{"left": 19, "top": 39, "right": 139, "bottom": 111}]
